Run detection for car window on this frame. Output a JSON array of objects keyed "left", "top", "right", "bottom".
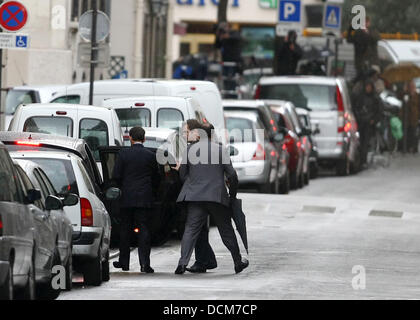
[
  {"left": 0, "top": 149, "right": 19, "bottom": 202},
  {"left": 23, "top": 116, "right": 73, "bottom": 137},
  {"left": 37, "top": 168, "right": 58, "bottom": 196},
  {"left": 157, "top": 108, "right": 184, "bottom": 129},
  {"left": 226, "top": 117, "right": 255, "bottom": 143},
  {"left": 15, "top": 165, "right": 44, "bottom": 210},
  {"left": 50, "top": 95, "right": 81, "bottom": 104},
  {"left": 27, "top": 158, "right": 79, "bottom": 196},
  {"left": 79, "top": 118, "right": 109, "bottom": 161},
  {"left": 115, "top": 108, "right": 151, "bottom": 128},
  {"left": 77, "top": 160, "right": 95, "bottom": 194},
  {"left": 6, "top": 90, "right": 38, "bottom": 115},
  {"left": 33, "top": 169, "right": 50, "bottom": 202},
  {"left": 260, "top": 84, "right": 337, "bottom": 111}
]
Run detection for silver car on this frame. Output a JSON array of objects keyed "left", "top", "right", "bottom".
[{"left": 257, "top": 76, "right": 360, "bottom": 176}]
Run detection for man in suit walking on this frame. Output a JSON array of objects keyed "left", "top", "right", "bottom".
[
  {"left": 112, "top": 127, "right": 159, "bottom": 273},
  {"left": 175, "top": 122, "right": 248, "bottom": 274}
]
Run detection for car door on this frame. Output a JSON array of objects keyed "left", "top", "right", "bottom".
[{"left": 15, "top": 166, "right": 55, "bottom": 280}]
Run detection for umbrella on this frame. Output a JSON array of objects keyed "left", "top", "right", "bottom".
[
  {"left": 230, "top": 198, "right": 249, "bottom": 255},
  {"left": 381, "top": 62, "right": 420, "bottom": 84}
]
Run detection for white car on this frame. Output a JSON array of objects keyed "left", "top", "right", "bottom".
[{"left": 0, "top": 133, "right": 112, "bottom": 287}]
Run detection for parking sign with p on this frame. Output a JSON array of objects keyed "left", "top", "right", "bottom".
[{"left": 279, "top": 0, "right": 301, "bottom": 23}]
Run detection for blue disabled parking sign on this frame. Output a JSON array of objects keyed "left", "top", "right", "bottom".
[
  {"left": 279, "top": 0, "right": 301, "bottom": 23},
  {"left": 324, "top": 4, "right": 341, "bottom": 29},
  {"left": 15, "top": 35, "right": 28, "bottom": 48}
]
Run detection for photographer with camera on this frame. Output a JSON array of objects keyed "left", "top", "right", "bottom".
[{"left": 275, "top": 30, "right": 303, "bottom": 76}]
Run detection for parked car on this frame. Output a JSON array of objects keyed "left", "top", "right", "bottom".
[
  {"left": 8, "top": 103, "right": 124, "bottom": 162},
  {"left": 225, "top": 110, "right": 283, "bottom": 193},
  {"left": 0, "top": 132, "right": 111, "bottom": 287},
  {"left": 223, "top": 100, "right": 289, "bottom": 194},
  {"left": 12, "top": 160, "right": 74, "bottom": 299},
  {"left": 49, "top": 79, "right": 228, "bottom": 145},
  {"left": 3, "top": 85, "right": 67, "bottom": 130},
  {"left": 269, "top": 102, "right": 306, "bottom": 189},
  {"left": 12, "top": 159, "right": 74, "bottom": 293},
  {"left": 296, "top": 107, "right": 320, "bottom": 179},
  {"left": 256, "top": 76, "right": 360, "bottom": 176},
  {"left": 0, "top": 142, "right": 37, "bottom": 300},
  {"left": 102, "top": 96, "right": 205, "bottom": 146}
]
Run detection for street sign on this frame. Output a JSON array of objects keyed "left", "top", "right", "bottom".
[
  {"left": 259, "top": 0, "right": 277, "bottom": 9},
  {"left": 0, "top": 1, "right": 28, "bottom": 32},
  {"left": 77, "top": 42, "right": 110, "bottom": 68},
  {"left": 0, "top": 33, "right": 29, "bottom": 49},
  {"left": 277, "top": 0, "right": 302, "bottom": 37},
  {"left": 323, "top": 3, "right": 342, "bottom": 36},
  {"left": 79, "top": 10, "right": 110, "bottom": 43}
]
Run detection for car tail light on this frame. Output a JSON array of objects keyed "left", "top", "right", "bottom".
[
  {"left": 336, "top": 85, "right": 347, "bottom": 133},
  {"left": 303, "top": 137, "right": 307, "bottom": 145},
  {"left": 56, "top": 111, "right": 67, "bottom": 115},
  {"left": 16, "top": 141, "right": 41, "bottom": 147},
  {"left": 80, "top": 198, "right": 93, "bottom": 227},
  {"left": 190, "top": 87, "right": 196, "bottom": 91},
  {"left": 135, "top": 103, "right": 145, "bottom": 107},
  {"left": 344, "top": 122, "right": 352, "bottom": 133},
  {"left": 0, "top": 215, "right": 3, "bottom": 236},
  {"left": 282, "top": 143, "right": 287, "bottom": 151},
  {"left": 254, "top": 85, "right": 261, "bottom": 99},
  {"left": 134, "top": 228, "right": 140, "bottom": 233},
  {"left": 297, "top": 141, "right": 302, "bottom": 149},
  {"left": 336, "top": 85, "right": 344, "bottom": 113},
  {"left": 270, "top": 150, "right": 276, "bottom": 157},
  {"left": 252, "top": 144, "right": 265, "bottom": 160}
]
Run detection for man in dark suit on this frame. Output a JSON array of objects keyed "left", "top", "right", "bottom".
[
  {"left": 175, "top": 122, "right": 248, "bottom": 274},
  {"left": 112, "top": 127, "right": 159, "bottom": 273}
]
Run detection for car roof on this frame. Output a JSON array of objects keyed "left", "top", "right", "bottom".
[
  {"left": 259, "top": 76, "right": 338, "bottom": 86},
  {"left": 18, "top": 103, "right": 113, "bottom": 112},
  {"left": 223, "top": 100, "right": 266, "bottom": 108},
  {"left": 10, "top": 150, "right": 75, "bottom": 161},
  {"left": 11, "top": 85, "right": 68, "bottom": 92},
  {"left": 224, "top": 110, "right": 258, "bottom": 122},
  {"left": 144, "top": 127, "right": 176, "bottom": 140},
  {"left": 0, "top": 132, "right": 87, "bottom": 155},
  {"left": 104, "top": 96, "right": 188, "bottom": 104},
  {"left": 60, "top": 79, "right": 217, "bottom": 89},
  {"left": 380, "top": 40, "right": 420, "bottom": 64}
]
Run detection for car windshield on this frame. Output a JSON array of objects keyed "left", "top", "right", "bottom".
[
  {"left": 23, "top": 116, "right": 73, "bottom": 137},
  {"left": 260, "top": 84, "right": 337, "bottom": 111},
  {"left": 6, "top": 90, "right": 38, "bottom": 115},
  {"left": 226, "top": 117, "right": 256, "bottom": 143},
  {"left": 26, "top": 158, "right": 79, "bottom": 196},
  {"left": 115, "top": 108, "right": 151, "bottom": 128}
]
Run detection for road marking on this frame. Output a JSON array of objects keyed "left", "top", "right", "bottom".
[
  {"left": 301, "top": 205, "right": 336, "bottom": 214},
  {"left": 369, "top": 210, "right": 404, "bottom": 218}
]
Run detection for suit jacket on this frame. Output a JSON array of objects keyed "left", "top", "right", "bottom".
[
  {"left": 113, "top": 144, "right": 160, "bottom": 208},
  {"left": 176, "top": 139, "right": 238, "bottom": 207}
]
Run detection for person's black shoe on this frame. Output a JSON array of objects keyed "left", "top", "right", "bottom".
[
  {"left": 234, "top": 259, "right": 249, "bottom": 274},
  {"left": 186, "top": 264, "right": 207, "bottom": 273},
  {"left": 206, "top": 262, "right": 218, "bottom": 270},
  {"left": 113, "top": 261, "right": 129, "bottom": 271},
  {"left": 141, "top": 265, "right": 155, "bottom": 273},
  {"left": 175, "top": 265, "right": 187, "bottom": 274}
]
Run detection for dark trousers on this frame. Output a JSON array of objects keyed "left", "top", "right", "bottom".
[
  {"left": 359, "top": 122, "right": 372, "bottom": 164},
  {"left": 178, "top": 202, "right": 241, "bottom": 267},
  {"left": 194, "top": 222, "right": 217, "bottom": 268},
  {"left": 118, "top": 207, "right": 152, "bottom": 268}
]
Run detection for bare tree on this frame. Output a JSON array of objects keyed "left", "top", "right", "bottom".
[{"left": 217, "top": 0, "right": 229, "bottom": 24}]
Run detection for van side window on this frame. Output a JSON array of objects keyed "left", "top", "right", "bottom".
[
  {"left": 80, "top": 118, "right": 109, "bottom": 161},
  {"left": 157, "top": 108, "right": 184, "bottom": 129},
  {"left": 23, "top": 116, "right": 74, "bottom": 137},
  {"left": 51, "top": 95, "right": 81, "bottom": 104},
  {"left": 0, "top": 149, "right": 17, "bottom": 202}
]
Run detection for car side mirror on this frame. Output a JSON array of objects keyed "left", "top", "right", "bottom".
[
  {"left": 313, "top": 127, "right": 321, "bottom": 135},
  {"left": 273, "top": 133, "right": 285, "bottom": 143},
  {"left": 63, "top": 193, "right": 79, "bottom": 207},
  {"left": 27, "top": 189, "right": 42, "bottom": 204},
  {"left": 229, "top": 145, "right": 239, "bottom": 156},
  {"left": 105, "top": 187, "right": 122, "bottom": 201},
  {"left": 45, "top": 195, "right": 64, "bottom": 211}
]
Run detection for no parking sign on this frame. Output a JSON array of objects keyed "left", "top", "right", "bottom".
[{"left": 0, "top": 1, "right": 28, "bottom": 32}]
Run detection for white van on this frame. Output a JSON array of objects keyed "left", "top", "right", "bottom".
[
  {"left": 102, "top": 96, "right": 206, "bottom": 144},
  {"left": 49, "top": 79, "right": 227, "bottom": 144},
  {"left": 8, "top": 103, "right": 124, "bottom": 161}
]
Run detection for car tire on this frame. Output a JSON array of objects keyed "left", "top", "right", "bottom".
[
  {"left": 257, "top": 179, "right": 271, "bottom": 194},
  {"left": 65, "top": 251, "right": 73, "bottom": 291},
  {"left": 310, "top": 163, "right": 319, "bottom": 179},
  {"left": 290, "top": 171, "right": 298, "bottom": 190},
  {"left": 270, "top": 170, "right": 280, "bottom": 194},
  {"left": 350, "top": 150, "right": 361, "bottom": 175},
  {"left": 83, "top": 248, "right": 103, "bottom": 287},
  {"left": 36, "top": 249, "right": 61, "bottom": 300},
  {"left": 280, "top": 170, "right": 290, "bottom": 194},
  {"left": 304, "top": 170, "right": 310, "bottom": 185},
  {"left": 336, "top": 157, "right": 350, "bottom": 176},
  {"left": 0, "top": 260, "right": 13, "bottom": 300},
  {"left": 298, "top": 171, "right": 304, "bottom": 189},
  {"left": 16, "top": 254, "right": 35, "bottom": 300},
  {"left": 102, "top": 250, "right": 110, "bottom": 282}
]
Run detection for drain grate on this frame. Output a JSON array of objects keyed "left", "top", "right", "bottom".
[
  {"left": 301, "top": 205, "right": 336, "bottom": 214},
  {"left": 369, "top": 210, "right": 403, "bottom": 218}
]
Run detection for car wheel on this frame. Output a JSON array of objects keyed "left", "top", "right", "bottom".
[
  {"left": 102, "top": 249, "right": 110, "bottom": 282},
  {"left": 350, "top": 150, "right": 361, "bottom": 175},
  {"left": 280, "top": 170, "right": 290, "bottom": 194},
  {"left": 83, "top": 248, "right": 103, "bottom": 286},
  {"left": 65, "top": 251, "right": 73, "bottom": 291},
  {"left": 290, "top": 171, "right": 298, "bottom": 190},
  {"left": 270, "top": 170, "right": 280, "bottom": 194},
  {"left": 0, "top": 260, "right": 13, "bottom": 300},
  {"left": 37, "top": 249, "right": 61, "bottom": 300},
  {"left": 16, "top": 254, "right": 35, "bottom": 300},
  {"left": 298, "top": 171, "right": 304, "bottom": 189},
  {"left": 304, "top": 170, "right": 310, "bottom": 185},
  {"left": 310, "top": 163, "right": 319, "bottom": 179},
  {"left": 336, "top": 157, "right": 350, "bottom": 176},
  {"left": 258, "top": 179, "right": 271, "bottom": 194}
]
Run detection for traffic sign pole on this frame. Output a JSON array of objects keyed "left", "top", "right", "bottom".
[
  {"left": 0, "top": 0, "right": 3, "bottom": 131},
  {"left": 89, "top": 1, "right": 98, "bottom": 106}
]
